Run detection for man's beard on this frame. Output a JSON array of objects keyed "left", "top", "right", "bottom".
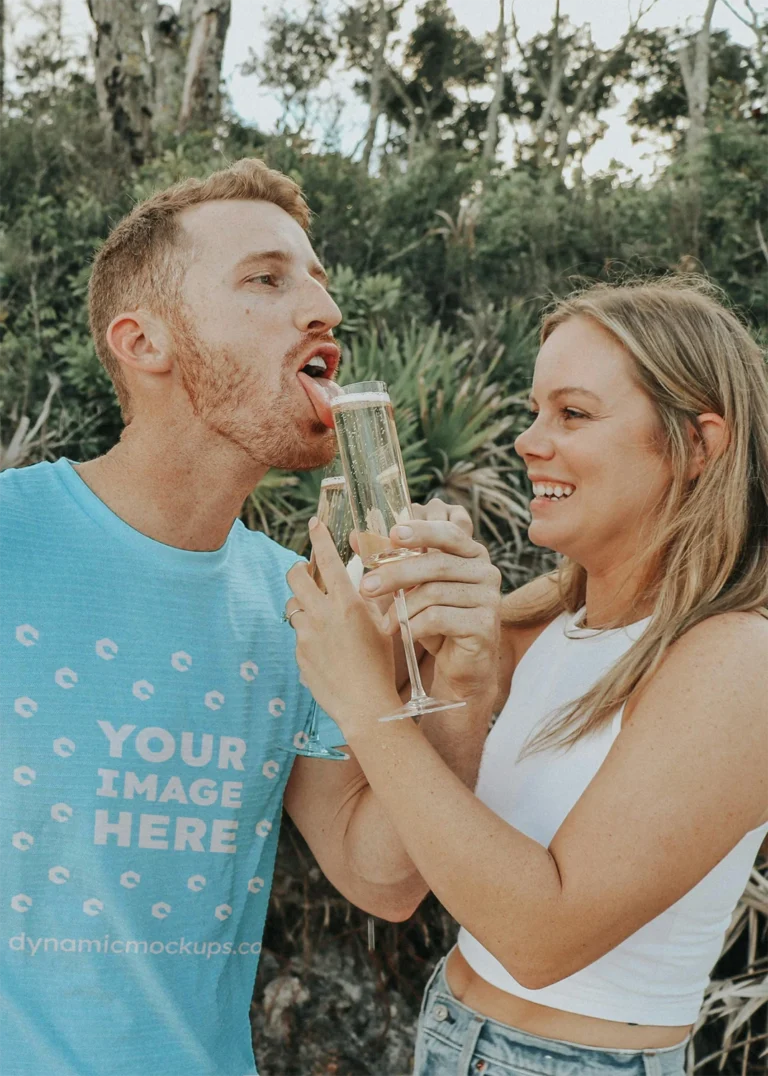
[{"left": 172, "top": 321, "right": 337, "bottom": 472}]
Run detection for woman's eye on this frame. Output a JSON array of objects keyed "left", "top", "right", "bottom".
[
  {"left": 248, "top": 274, "right": 276, "bottom": 286},
  {"left": 524, "top": 407, "right": 587, "bottom": 424}
]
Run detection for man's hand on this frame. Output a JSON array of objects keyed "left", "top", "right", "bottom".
[{"left": 286, "top": 522, "right": 401, "bottom": 737}]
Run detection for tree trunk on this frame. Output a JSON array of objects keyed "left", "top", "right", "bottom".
[
  {"left": 482, "top": 0, "right": 507, "bottom": 163},
  {"left": 385, "top": 66, "right": 420, "bottom": 168},
  {"left": 87, "top": 0, "right": 153, "bottom": 165},
  {"left": 677, "top": 0, "right": 717, "bottom": 156},
  {"left": 0, "top": 0, "right": 5, "bottom": 111},
  {"left": 361, "top": 0, "right": 390, "bottom": 173},
  {"left": 177, "top": 0, "right": 232, "bottom": 134},
  {"left": 148, "top": 3, "right": 187, "bottom": 137},
  {"left": 532, "top": 1, "right": 564, "bottom": 167}
]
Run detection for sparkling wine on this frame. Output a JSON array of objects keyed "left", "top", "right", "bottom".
[
  {"left": 309, "top": 476, "right": 354, "bottom": 593},
  {"left": 331, "top": 392, "right": 421, "bottom": 569},
  {"left": 331, "top": 379, "right": 465, "bottom": 722}
]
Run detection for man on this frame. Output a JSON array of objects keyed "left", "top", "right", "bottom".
[{"left": 0, "top": 158, "right": 492, "bottom": 1075}]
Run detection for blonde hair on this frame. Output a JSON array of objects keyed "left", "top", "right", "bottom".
[
  {"left": 88, "top": 158, "right": 310, "bottom": 418},
  {"left": 508, "top": 277, "right": 768, "bottom": 754}
]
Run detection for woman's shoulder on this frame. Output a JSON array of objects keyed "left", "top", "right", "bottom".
[
  {"left": 496, "top": 574, "right": 563, "bottom": 711},
  {"left": 670, "top": 608, "right": 768, "bottom": 666},
  {"left": 627, "top": 608, "right": 768, "bottom": 732}
]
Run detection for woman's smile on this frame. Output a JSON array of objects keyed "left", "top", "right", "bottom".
[{"left": 529, "top": 478, "right": 577, "bottom": 506}]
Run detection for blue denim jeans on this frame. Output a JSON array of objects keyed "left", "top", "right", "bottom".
[{"left": 413, "top": 955, "right": 689, "bottom": 1076}]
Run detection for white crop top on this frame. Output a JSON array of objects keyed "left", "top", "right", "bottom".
[{"left": 457, "top": 608, "right": 768, "bottom": 1026}]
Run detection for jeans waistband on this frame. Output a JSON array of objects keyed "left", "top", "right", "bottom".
[{"left": 421, "top": 953, "right": 689, "bottom": 1076}]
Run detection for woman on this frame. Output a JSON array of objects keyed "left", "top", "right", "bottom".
[{"left": 286, "top": 279, "right": 768, "bottom": 1076}]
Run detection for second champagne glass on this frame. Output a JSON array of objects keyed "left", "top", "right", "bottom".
[
  {"left": 292, "top": 475, "right": 357, "bottom": 761},
  {"left": 330, "top": 381, "right": 466, "bottom": 723}
]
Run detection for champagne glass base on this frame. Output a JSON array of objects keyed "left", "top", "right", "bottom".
[
  {"left": 379, "top": 697, "right": 466, "bottom": 723},
  {"left": 296, "top": 743, "right": 350, "bottom": 760},
  {"left": 277, "top": 736, "right": 350, "bottom": 761}
]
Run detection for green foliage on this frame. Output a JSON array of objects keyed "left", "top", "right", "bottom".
[{"left": 326, "top": 265, "right": 422, "bottom": 336}]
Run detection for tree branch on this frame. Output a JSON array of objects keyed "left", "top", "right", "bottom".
[
  {"left": 483, "top": 0, "right": 507, "bottom": 162},
  {"left": 756, "top": 219, "right": 768, "bottom": 268},
  {"left": 678, "top": 38, "right": 695, "bottom": 98},
  {"left": 720, "top": 0, "right": 758, "bottom": 31},
  {"left": 384, "top": 64, "right": 420, "bottom": 145},
  {"left": 362, "top": 0, "right": 391, "bottom": 172},
  {"left": 0, "top": 0, "right": 5, "bottom": 111},
  {"left": 509, "top": 0, "right": 548, "bottom": 98}
]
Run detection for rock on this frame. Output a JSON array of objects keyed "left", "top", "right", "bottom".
[{"left": 263, "top": 975, "right": 311, "bottom": 1042}]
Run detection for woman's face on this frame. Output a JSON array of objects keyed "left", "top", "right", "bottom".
[{"left": 514, "top": 316, "right": 672, "bottom": 572}]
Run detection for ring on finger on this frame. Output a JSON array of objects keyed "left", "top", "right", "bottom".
[{"left": 281, "top": 608, "right": 303, "bottom": 625}]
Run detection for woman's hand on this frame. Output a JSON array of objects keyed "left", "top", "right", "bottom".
[
  {"left": 359, "top": 499, "right": 502, "bottom": 705},
  {"left": 286, "top": 521, "right": 402, "bottom": 735}
]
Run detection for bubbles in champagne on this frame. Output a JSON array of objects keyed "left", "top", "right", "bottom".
[
  {"left": 310, "top": 475, "right": 354, "bottom": 592},
  {"left": 332, "top": 391, "right": 421, "bottom": 569}
]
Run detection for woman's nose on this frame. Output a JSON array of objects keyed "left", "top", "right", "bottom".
[{"left": 514, "top": 417, "right": 554, "bottom": 460}]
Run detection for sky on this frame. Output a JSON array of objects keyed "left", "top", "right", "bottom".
[{"left": 5, "top": 0, "right": 759, "bottom": 178}]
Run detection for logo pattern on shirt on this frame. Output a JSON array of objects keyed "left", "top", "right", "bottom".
[{"left": 9, "top": 628, "right": 288, "bottom": 926}]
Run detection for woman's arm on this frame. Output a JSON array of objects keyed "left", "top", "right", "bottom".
[
  {"left": 284, "top": 512, "right": 500, "bottom": 921},
  {"left": 289, "top": 531, "right": 768, "bottom": 990}
]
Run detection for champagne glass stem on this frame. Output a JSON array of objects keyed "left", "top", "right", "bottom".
[
  {"left": 300, "top": 699, "right": 349, "bottom": 759},
  {"left": 394, "top": 590, "right": 428, "bottom": 702},
  {"left": 306, "top": 700, "right": 320, "bottom": 739}
]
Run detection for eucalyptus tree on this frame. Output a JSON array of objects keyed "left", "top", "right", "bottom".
[
  {"left": 629, "top": 24, "right": 761, "bottom": 144},
  {"left": 1, "top": 0, "right": 5, "bottom": 110},
  {"left": 339, "top": 0, "right": 405, "bottom": 171},
  {"left": 508, "top": 0, "right": 659, "bottom": 174},
  {"left": 482, "top": 0, "right": 508, "bottom": 163},
  {"left": 722, "top": 0, "right": 768, "bottom": 96},
  {"left": 242, "top": 1, "right": 336, "bottom": 136},
  {"left": 398, "top": 0, "right": 490, "bottom": 154},
  {"left": 677, "top": 0, "right": 718, "bottom": 155},
  {"left": 177, "top": 0, "right": 232, "bottom": 134},
  {"left": 87, "top": 0, "right": 153, "bottom": 164},
  {"left": 86, "top": 0, "right": 231, "bottom": 162}
]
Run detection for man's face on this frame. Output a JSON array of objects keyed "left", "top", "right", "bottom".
[{"left": 172, "top": 199, "right": 342, "bottom": 472}]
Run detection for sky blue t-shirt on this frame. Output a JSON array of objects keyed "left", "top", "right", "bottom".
[{"left": 0, "top": 459, "right": 344, "bottom": 1076}]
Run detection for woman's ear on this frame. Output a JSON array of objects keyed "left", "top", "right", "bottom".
[{"left": 689, "top": 412, "right": 729, "bottom": 480}]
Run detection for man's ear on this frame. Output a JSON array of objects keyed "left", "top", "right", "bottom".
[
  {"left": 106, "top": 310, "right": 173, "bottom": 377},
  {"left": 689, "top": 412, "right": 729, "bottom": 480}
]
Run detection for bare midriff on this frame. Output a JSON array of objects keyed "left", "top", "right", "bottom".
[{"left": 445, "top": 947, "right": 691, "bottom": 1050}]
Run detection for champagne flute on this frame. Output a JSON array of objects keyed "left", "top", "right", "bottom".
[
  {"left": 290, "top": 476, "right": 356, "bottom": 761},
  {"left": 330, "top": 381, "right": 466, "bottom": 723}
]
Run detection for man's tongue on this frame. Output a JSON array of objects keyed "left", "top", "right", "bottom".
[{"left": 297, "top": 371, "right": 341, "bottom": 429}]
